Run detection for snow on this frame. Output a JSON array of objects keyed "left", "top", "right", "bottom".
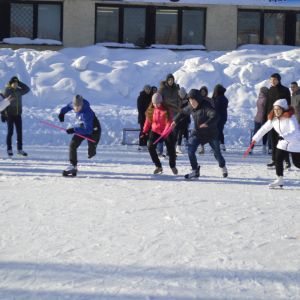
[
  {"left": 0, "top": 44, "right": 300, "bottom": 299},
  {"left": 2, "top": 38, "right": 62, "bottom": 46},
  {"left": 0, "top": 145, "right": 299, "bottom": 299}
]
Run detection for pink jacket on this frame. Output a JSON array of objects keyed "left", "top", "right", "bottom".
[{"left": 143, "top": 105, "right": 172, "bottom": 136}]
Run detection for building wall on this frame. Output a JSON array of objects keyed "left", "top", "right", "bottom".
[
  {"left": 63, "top": 0, "right": 95, "bottom": 47},
  {"left": 206, "top": 5, "right": 237, "bottom": 51}
]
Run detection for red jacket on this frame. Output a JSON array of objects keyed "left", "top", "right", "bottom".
[{"left": 143, "top": 105, "right": 172, "bottom": 135}]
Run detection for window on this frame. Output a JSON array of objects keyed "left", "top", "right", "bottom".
[
  {"left": 264, "top": 13, "right": 285, "bottom": 45},
  {"left": 237, "top": 11, "right": 260, "bottom": 45},
  {"left": 123, "top": 8, "right": 146, "bottom": 45},
  {"left": 155, "top": 9, "right": 178, "bottom": 44},
  {"left": 296, "top": 14, "right": 300, "bottom": 45},
  {"left": 182, "top": 9, "right": 205, "bottom": 45},
  {"left": 38, "top": 5, "right": 61, "bottom": 40},
  {"left": 10, "top": 2, "right": 62, "bottom": 41},
  {"left": 10, "top": 4, "right": 33, "bottom": 38},
  {"left": 96, "top": 7, "right": 119, "bottom": 43}
]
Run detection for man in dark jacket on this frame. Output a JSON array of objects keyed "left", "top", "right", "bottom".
[
  {"left": 59, "top": 95, "right": 101, "bottom": 176},
  {"left": 265, "top": 73, "right": 291, "bottom": 168},
  {"left": 212, "top": 84, "right": 228, "bottom": 151},
  {"left": 2, "top": 76, "right": 30, "bottom": 156},
  {"left": 172, "top": 89, "right": 228, "bottom": 179},
  {"left": 137, "top": 85, "right": 152, "bottom": 149}
]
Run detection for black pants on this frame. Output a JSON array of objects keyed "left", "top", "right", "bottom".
[
  {"left": 275, "top": 148, "right": 300, "bottom": 176},
  {"left": 218, "top": 122, "right": 225, "bottom": 145},
  {"left": 139, "top": 122, "right": 147, "bottom": 146},
  {"left": 148, "top": 131, "right": 176, "bottom": 168},
  {"left": 69, "top": 127, "right": 101, "bottom": 166},
  {"left": 6, "top": 115, "right": 23, "bottom": 151},
  {"left": 177, "top": 126, "right": 189, "bottom": 146},
  {"left": 271, "top": 129, "right": 290, "bottom": 164}
]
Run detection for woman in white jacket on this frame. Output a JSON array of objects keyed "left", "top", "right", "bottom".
[{"left": 252, "top": 98, "right": 300, "bottom": 188}]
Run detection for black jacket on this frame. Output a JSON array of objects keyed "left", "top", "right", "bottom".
[
  {"left": 137, "top": 91, "right": 152, "bottom": 124},
  {"left": 174, "top": 94, "right": 219, "bottom": 143},
  {"left": 265, "top": 83, "right": 291, "bottom": 121}
]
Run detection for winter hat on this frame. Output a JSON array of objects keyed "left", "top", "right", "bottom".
[
  {"left": 166, "top": 73, "right": 175, "bottom": 81},
  {"left": 199, "top": 86, "right": 208, "bottom": 97},
  {"left": 187, "top": 89, "right": 202, "bottom": 103},
  {"left": 259, "top": 86, "right": 269, "bottom": 96},
  {"left": 73, "top": 94, "right": 83, "bottom": 107},
  {"left": 9, "top": 76, "right": 19, "bottom": 85},
  {"left": 178, "top": 87, "right": 187, "bottom": 98},
  {"left": 270, "top": 73, "right": 281, "bottom": 82},
  {"left": 273, "top": 99, "right": 288, "bottom": 110},
  {"left": 152, "top": 93, "right": 163, "bottom": 105}
]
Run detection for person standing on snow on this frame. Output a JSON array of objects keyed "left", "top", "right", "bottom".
[
  {"left": 175, "top": 87, "right": 190, "bottom": 154},
  {"left": 249, "top": 86, "right": 269, "bottom": 155},
  {"left": 142, "top": 93, "right": 177, "bottom": 175},
  {"left": 252, "top": 99, "right": 300, "bottom": 188},
  {"left": 137, "top": 85, "right": 152, "bottom": 150},
  {"left": 264, "top": 73, "right": 291, "bottom": 169},
  {"left": 212, "top": 84, "right": 228, "bottom": 152},
  {"left": 172, "top": 89, "right": 228, "bottom": 179},
  {"left": 58, "top": 95, "right": 101, "bottom": 176},
  {"left": 2, "top": 76, "right": 30, "bottom": 157},
  {"left": 290, "top": 81, "right": 300, "bottom": 125}
]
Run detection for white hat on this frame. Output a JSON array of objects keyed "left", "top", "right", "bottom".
[
  {"left": 273, "top": 99, "right": 288, "bottom": 110},
  {"left": 152, "top": 93, "right": 163, "bottom": 105}
]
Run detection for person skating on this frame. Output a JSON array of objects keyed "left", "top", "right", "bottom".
[
  {"left": 172, "top": 89, "right": 228, "bottom": 179},
  {"left": 142, "top": 93, "right": 177, "bottom": 175},
  {"left": 2, "top": 76, "right": 30, "bottom": 157},
  {"left": 58, "top": 95, "right": 101, "bottom": 177},
  {"left": 252, "top": 99, "right": 300, "bottom": 188},
  {"left": 137, "top": 85, "right": 152, "bottom": 151}
]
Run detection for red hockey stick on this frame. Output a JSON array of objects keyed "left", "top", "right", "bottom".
[{"left": 243, "top": 141, "right": 255, "bottom": 158}]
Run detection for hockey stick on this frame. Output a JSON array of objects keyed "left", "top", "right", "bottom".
[
  {"left": 153, "top": 126, "right": 173, "bottom": 145},
  {"left": 243, "top": 141, "right": 255, "bottom": 158},
  {"left": 40, "top": 120, "right": 96, "bottom": 143}
]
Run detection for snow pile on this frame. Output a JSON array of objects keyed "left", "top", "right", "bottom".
[
  {"left": 2, "top": 37, "right": 62, "bottom": 46},
  {"left": 0, "top": 44, "right": 300, "bottom": 146}
]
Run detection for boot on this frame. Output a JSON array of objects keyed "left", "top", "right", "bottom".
[
  {"left": 184, "top": 166, "right": 200, "bottom": 179},
  {"left": 63, "top": 165, "right": 77, "bottom": 177},
  {"left": 269, "top": 176, "right": 283, "bottom": 188},
  {"left": 7, "top": 149, "right": 13, "bottom": 157},
  {"left": 171, "top": 167, "right": 178, "bottom": 175},
  {"left": 153, "top": 166, "right": 163, "bottom": 174},
  {"left": 17, "top": 150, "right": 28, "bottom": 157},
  {"left": 221, "top": 166, "right": 228, "bottom": 178}
]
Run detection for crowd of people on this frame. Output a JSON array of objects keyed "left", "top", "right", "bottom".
[
  {"left": 137, "top": 72, "right": 300, "bottom": 187},
  {"left": 0, "top": 72, "right": 300, "bottom": 186}
]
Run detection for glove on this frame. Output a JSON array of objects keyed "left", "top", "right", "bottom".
[
  {"left": 58, "top": 113, "right": 64, "bottom": 122},
  {"left": 140, "top": 132, "right": 148, "bottom": 140},
  {"left": 66, "top": 128, "right": 75, "bottom": 134},
  {"left": 1, "top": 114, "right": 6, "bottom": 123}
]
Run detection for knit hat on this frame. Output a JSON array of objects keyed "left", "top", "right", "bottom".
[
  {"left": 270, "top": 73, "right": 281, "bottom": 82},
  {"left": 178, "top": 87, "right": 187, "bottom": 98},
  {"left": 273, "top": 99, "right": 288, "bottom": 110},
  {"left": 73, "top": 94, "right": 83, "bottom": 107},
  {"left": 152, "top": 93, "right": 163, "bottom": 105}
]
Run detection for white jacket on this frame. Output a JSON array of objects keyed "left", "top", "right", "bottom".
[
  {"left": 252, "top": 114, "right": 300, "bottom": 153},
  {"left": 0, "top": 97, "right": 10, "bottom": 112}
]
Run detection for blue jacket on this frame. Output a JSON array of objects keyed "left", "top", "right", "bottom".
[{"left": 60, "top": 99, "right": 95, "bottom": 135}]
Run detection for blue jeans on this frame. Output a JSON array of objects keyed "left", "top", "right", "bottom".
[{"left": 188, "top": 134, "right": 226, "bottom": 170}]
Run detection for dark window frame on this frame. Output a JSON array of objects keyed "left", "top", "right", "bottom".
[
  {"left": 7, "top": 1, "right": 63, "bottom": 42},
  {"left": 238, "top": 9, "right": 300, "bottom": 46},
  {"left": 95, "top": 3, "right": 206, "bottom": 47}
]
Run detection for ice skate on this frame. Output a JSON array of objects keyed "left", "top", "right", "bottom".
[
  {"left": 63, "top": 165, "right": 77, "bottom": 177},
  {"left": 171, "top": 167, "right": 178, "bottom": 175},
  {"left": 269, "top": 176, "right": 283, "bottom": 189},
  {"left": 221, "top": 166, "right": 228, "bottom": 178},
  {"left": 153, "top": 167, "right": 163, "bottom": 174},
  {"left": 184, "top": 166, "right": 200, "bottom": 179},
  {"left": 17, "top": 150, "right": 28, "bottom": 157},
  {"left": 7, "top": 149, "right": 13, "bottom": 157}
]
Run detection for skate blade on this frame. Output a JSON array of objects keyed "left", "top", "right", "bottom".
[{"left": 62, "top": 171, "right": 77, "bottom": 177}]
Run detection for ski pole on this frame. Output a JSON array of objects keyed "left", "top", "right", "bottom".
[
  {"left": 153, "top": 126, "right": 173, "bottom": 145},
  {"left": 40, "top": 120, "right": 96, "bottom": 143},
  {"left": 243, "top": 141, "right": 255, "bottom": 158}
]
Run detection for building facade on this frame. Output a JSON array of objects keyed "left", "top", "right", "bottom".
[{"left": 0, "top": 0, "right": 299, "bottom": 51}]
